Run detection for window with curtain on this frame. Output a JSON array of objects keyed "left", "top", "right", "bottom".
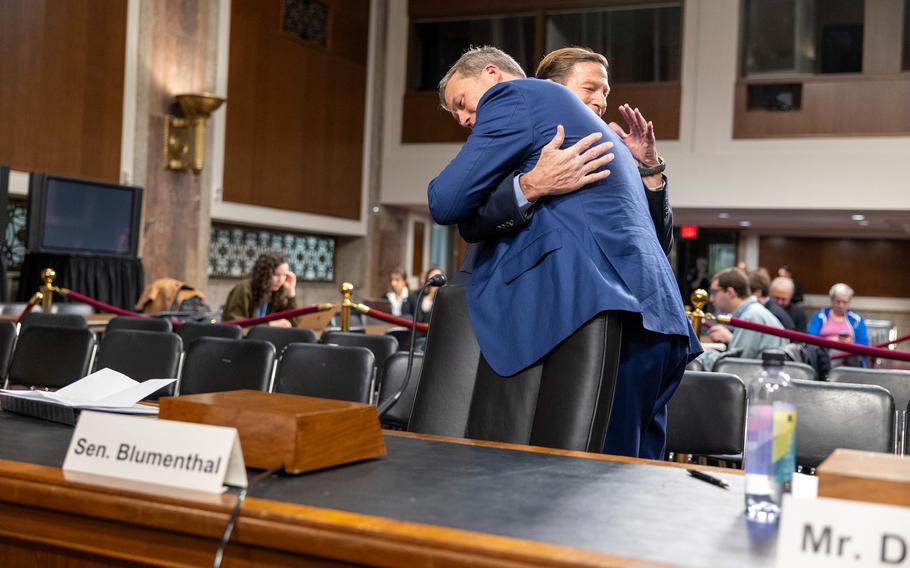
[
  {"left": 742, "top": 0, "right": 864, "bottom": 76},
  {"left": 545, "top": 5, "right": 682, "bottom": 83},
  {"left": 411, "top": 15, "right": 535, "bottom": 91}
]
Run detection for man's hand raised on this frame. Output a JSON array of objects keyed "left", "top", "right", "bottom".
[{"left": 518, "top": 125, "right": 614, "bottom": 202}]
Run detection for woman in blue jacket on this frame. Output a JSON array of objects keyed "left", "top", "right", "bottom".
[{"left": 808, "top": 283, "right": 869, "bottom": 366}]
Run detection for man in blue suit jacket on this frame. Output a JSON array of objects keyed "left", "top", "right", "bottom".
[{"left": 429, "top": 47, "right": 701, "bottom": 459}]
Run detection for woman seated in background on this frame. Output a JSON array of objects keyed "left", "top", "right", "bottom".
[
  {"left": 406, "top": 267, "right": 444, "bottom": 324},
  {"left": 385, "top": 268, "right": 410, "bottom": 316},
  {"left": 808, "top": 283, "right": 869, "bottom": 366},
  {"left": 222, "top": 251, "right": 299, "bottom": 327}
]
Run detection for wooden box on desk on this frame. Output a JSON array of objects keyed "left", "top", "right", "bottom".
[
  {"left": 158, "top": 390, "right": 386, "bottom": 473},
  {"left": 817, "top": 449, "right": 910, "bottom": 507}
]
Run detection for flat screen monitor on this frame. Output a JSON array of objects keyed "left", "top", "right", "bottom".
[{"left": 26, "top": 173, "right": 142, "bottom": 257}]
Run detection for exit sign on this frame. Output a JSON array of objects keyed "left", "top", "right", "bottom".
[{"left": 681, "top": 225, "right": 699, "bottom": 239}]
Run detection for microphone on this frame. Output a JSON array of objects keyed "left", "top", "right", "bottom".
[{"left": 376, "top": 273, "right": 446, "bottom": 416}]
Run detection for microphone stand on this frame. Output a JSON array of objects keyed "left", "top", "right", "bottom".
[{"left": 376, "top": 274, "right": 445, "bottom": 416}]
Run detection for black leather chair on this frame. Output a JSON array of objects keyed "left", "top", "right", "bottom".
[
  {"left": 178, "top": 337, "right": 275, "bottom": 396},
  {"left": 685, "top": 358, "right": 705, "bottom": 371},
  {"left": 6, "top": 326, "right": 96, "bottom": 389},
  {"left": 828, "top": 367, "right": 910, "bottom": 417},
  {"left": 320, "top": 331, "right": 398, "bottom": 389},
  {"left": 378, "top": 352, "right": 424, "bottom": 428},
  {"left": 408, "top": 285, "right": 622, "bottom": 452},
  {"left": 0, "top": 321, "right": 17, "bottom": 380},
  {"left": 175, "top": 322, "right": 243, "bottom": 348},
  {"left": 385, "top": 327, "right": 414, "bottom": 351},
  {"left": 245, "top": 325, "right": 317, "bottom": 357},
  {"left": 95, "top": 330, "right": 183, "bottom": 399},
  {"left": 790, "top": 379, "right": 895, "bottom": 469},
  {"left": 273, "top": 343, "right": 374, "bottom": 404},
  {"left": 666, "top": 371, "right": 746, "bottom": 456},
  {"left": 714, "top": 357, "right": 816, "bottom": 382},
  {"left": 906, "top": 400, "right": 909, "bottom": 456},
  {"left": 19, "top": 312, "right": 87, "bottom": 331},
  {"left": 106, "top": 316, "right": 173, "bottom": 333}
]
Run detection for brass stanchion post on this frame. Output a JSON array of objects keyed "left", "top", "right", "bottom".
[
  {"left": 339, "top": 282, "right": 354, "bottom": 332},
  {"left": 40, "top": 268, "right": 58, "bottom": 314},
  {"left": 686, "top": 289, "right": 710, "bottom": 338}
]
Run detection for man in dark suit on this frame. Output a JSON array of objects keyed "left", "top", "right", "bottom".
[{"left": 429, "top": 47, "right": 700, "bottom": 459}]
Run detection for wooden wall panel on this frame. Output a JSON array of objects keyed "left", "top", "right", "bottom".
[
  {"left": 759, "top": 236, "right": 910, "bottom": 298},
  {"left": 734, "top": 76, "right": 910, "bottom": 138},
  {"left": 223, "top": 0, "right": 369, "bottom": 220},
  {"left": 403, "top": 83, "right": 680, "bottom": 144},
  {"left": 410, "top": 0, "right": 677, "bottom": 19},
  {"left": 0, "top": 0, "right": 126, "bottom": 182}
]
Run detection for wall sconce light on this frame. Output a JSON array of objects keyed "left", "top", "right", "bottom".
[{"left": 163, "top": 93, "right": 226, "bottom": 174}]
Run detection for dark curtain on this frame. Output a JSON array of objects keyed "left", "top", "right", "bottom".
[{"left": 18, "top": 253, "right": 143, "bottom": 310}]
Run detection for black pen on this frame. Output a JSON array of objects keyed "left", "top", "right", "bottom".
[{"left": 687, "top": 468, "right": 730, "bottom": 490}]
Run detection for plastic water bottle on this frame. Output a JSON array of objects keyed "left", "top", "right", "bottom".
[{"left": 744, "top": 350, "right": 797, "bottom": 524}]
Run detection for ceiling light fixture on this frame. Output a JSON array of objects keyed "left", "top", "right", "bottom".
[
  {"left": 739, "top": 220, "right": 751, "bottom": 227},
  {"left": 718, "top": 213, "right": 730, "bottom": 219},
  {"left": 851, "top": 214, "right": 865, "bottom": 221}
]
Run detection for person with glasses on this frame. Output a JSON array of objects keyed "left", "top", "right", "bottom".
[
  {"left": 222, "top": 251, "right": 299, "bottom": 327},
  {"left": 697, "top": 268, "right": 786, "bottom": 371}
]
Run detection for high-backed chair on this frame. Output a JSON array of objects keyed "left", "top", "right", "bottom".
[
  {"left": 408, "top": 285, "right": 622, "bottom": 453},
  {"left": 790, "top": 379, "right": 894, "bottom": 469},
  {"left": 385, "top": 327, "right": 414, "bottom": 351},
  {"left": 378, "top": 352, "right": 424, "bottom": 428},
  {"left": 714, "top": 357, "right": 816, "bottom": 382},
  {"left": 95, "top": 330, "right": 182, "bottom": 399},
  {"left": 685, "top": 358, "right": 705, "bottom": 372},
  {"left": 829, "top": 366, "right": 910, "bottom": 454},
  {"left": 19, "top": 312, "right": 87, "bottom": 331},
  {"left": 6, "top": 326, "right": 96, "bottom": 389},
  {"left": 106, "top": 316, "right": 173, "bottom": 333},
  {"left": 273, "top": 343, "right": 374, "bottom": 404},
  {"left": 666, "top": 371, "right": 747, "bottom": 456},
  {"left": 0, "top": 321, "right": 17, "bottom": 380},
  {"left": 245, "top": 325, "right": 317, "bottom": 357},
  {"left": 320, "top": 331, "right": 398, "bottom": 388},
  {"left": 178, "top": 337, "right": 275, "bottom": 396},
  {"left": 175, "top": 322, "right": 243, "bottom": 349}
]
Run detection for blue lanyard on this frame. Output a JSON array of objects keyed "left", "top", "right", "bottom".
[{"left": 254, "top": 304, "right": 267, "bottom": 318}]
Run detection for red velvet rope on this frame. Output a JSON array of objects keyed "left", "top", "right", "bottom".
[
  {"left": 15, "top": 298, "right": 40, "bottom": 324},
  {"left": 221, "top": 304, "right": 332, "bottom": 327},
  {"left": 831, "top": 331, "right": 910, "bottom": 360},
  {"left": 356, "top": 306, "right": 428, "bottom": 333},
  {"left": 724, "top": 316, "right": 910, "bottom": 362},
  {"left": 63, "top": 290, "right": 152, "bottom": 318}
]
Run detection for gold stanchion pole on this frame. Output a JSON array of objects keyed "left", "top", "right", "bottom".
[
  {"left": 686, "top": 289, "right": 710, "bottom": 338},
  {"left": 339, "top": 282, "right": 354, "bottom": 332},
  {"left": 40, "top": 268, "right": 58, "bottom": 314}
]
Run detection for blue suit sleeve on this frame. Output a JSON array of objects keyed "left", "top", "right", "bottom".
[
  {"left": 645, "top": 177, "right": 674, "bottom": 255},
  {"left": 457, "top": 173, "right": 531, "bottom": 243},
  {"left": 853, "top": 315, "right": 869, "bottom": 346},
  {"left": 429, "top": 83, "right": 534, "bottom": 225}
]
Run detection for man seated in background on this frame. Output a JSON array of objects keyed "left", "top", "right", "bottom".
[
  {"left": 699, "top": 268, "right": 786, "bottom": 371},
  {"left": 748, "top": 270, "right": 796, "bottom": 330},
  {"left": 769, "top": 276, "right": 807, "bottom": 331}
]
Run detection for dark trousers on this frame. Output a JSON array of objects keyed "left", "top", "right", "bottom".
[{"left": 604, "top": 315, "right": 689, "bottom": 459}]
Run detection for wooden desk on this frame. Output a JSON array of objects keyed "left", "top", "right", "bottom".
[
  {"left": 0, "top": 313, "right": 115, "bottom": 333},
  {"left": 0, "top": 410, "right": 777, "bottom": 567}
]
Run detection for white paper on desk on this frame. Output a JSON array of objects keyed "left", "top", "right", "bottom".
[{"left": 0, "top": 369, "right": 176, "bottom": 413}]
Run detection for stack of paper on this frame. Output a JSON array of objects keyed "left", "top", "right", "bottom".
[{"left": 0, "top": 368, "right": 177, "bottom": 415}]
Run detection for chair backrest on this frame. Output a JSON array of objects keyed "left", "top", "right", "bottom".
[
  {"left": 106, "top": 316, "right": 173, "bottom": 333},
  {"left": 178, "top": 337, "right": 275, "bottom": 396},
  {"left": 273, "top": 343, "right": 374, "bottom": 403},
  {"left": 176, "top": 322, "right": 243, "bottom": 348},
  {"left": 320, "top": 331, "right": 398, "bottom": 385},
  {"left": 19, "top": 312, "right": 87, "bottom": 331},
  {"left": 7, "top": 326, "right": 96, "bottom": 389},
  {"left": 685, "top": 358, "right": 705, "bottom": 372},
  {"left": 828, "top": 367, "right": 910, "bottom": 414},
  {"left": 408, "top": 285, "right": 622, "bottom": 453},
  {"left": 245, "top": 325, "right": 317, "bottom": 357},
  {"left": 907, "top": 399, "right": 910, "bottom": 455},
  {"left": 714, "top": 357, "right": 816, "bottom": 382},
  {"left": 864, "top": 319, "right": 895, "bottom": 348},
  {"left": 0, "top": 321, "right": 16, "bottom": 380},
  {"left": 666, "top": 371, "right": 747, "bottom": 456},
  {"left": 54, "top": 303, "right": 95, "bottom": 315},
  {"left": 378, "top": 351, "right": 424, "bottom": 428},
  {"left": 385, "top": 327, "right": 413, "bottom": 351},
  {"left": 96, "top": 330, "right": 183, "bottom": 399},
  {"left": 790, "top": 379, "right": 894, "bottom": 468}
]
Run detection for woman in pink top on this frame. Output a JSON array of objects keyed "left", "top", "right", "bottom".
[{"left": 807, "top": 283, "right": 869, "bottom": 366}]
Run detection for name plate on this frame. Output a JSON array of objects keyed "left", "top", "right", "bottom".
[
  {"left": 63, "top": 411, "right": 247, "bottom": 493},
  {"left": 779, "top": 495, "right": 910, "bottom": 567}
]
